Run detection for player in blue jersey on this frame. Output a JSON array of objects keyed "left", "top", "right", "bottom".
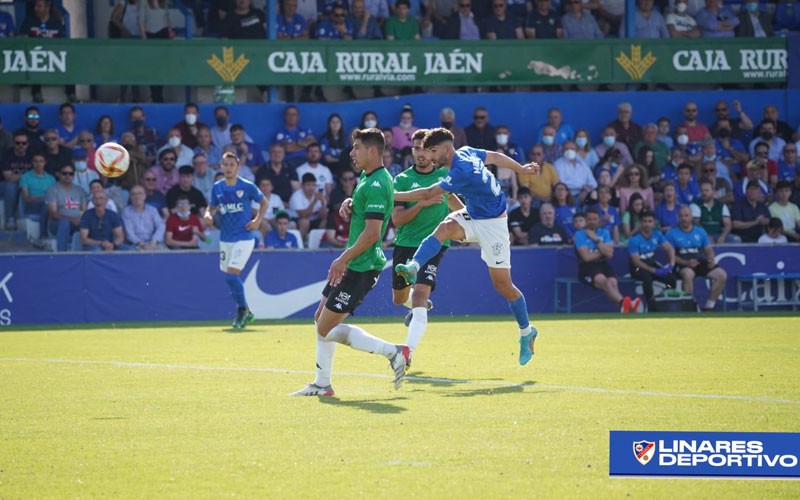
[
  {"left": 394, "top": 128, "right": 542, "bottom": 366},
  {"left": 204, "top": 152, "right": 268, "bottom": 329},
  {"left": 666, "top": 205, "right": 728, "bottom": 311},
  {"left": 627, "top": 210, "right": 676, "bottom": 309}
]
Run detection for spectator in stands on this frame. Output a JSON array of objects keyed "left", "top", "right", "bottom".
[
  {"left": 211, "top": 106, "right": 250, "bottom": 149},
  {"left": 278, "top": 0, "right": 309, "bottom": 38},
  {"left": 441, "top": 0, "right": 481, "bottom": 40},
  {"left": 256, "top": 177, "right": 286, "bottom": 238},
  {"left": 635, "top": 147, "right": 661, "bottom": 190},
  {"left": 621, "top": 192, "right": 646, "bottom": 243},
  {"left": 749, "top": 121, "right": 786, "bottom": 162},
  {"left": 381, "top": 128, "right": 406, "bottom": 169},
  {"left": 118, "top": 132, "right": 149, "bottom": 190},
  {"left": 86, "top": 179, "right": 119, "bottom": 213},
  {"left": 295, "top": 0, "right": 318, "bottom": 23},
  {"left": 596, "top": 130, "right": 634, "bottom": 173},
  {"left": 128, "top": 106, "right": 159, "bottom": 165},
  {"left": 0, "top": 7, "right": 15, "bottom": 37},
  {"left": 149, "top": 149, "right": 180, "bottom": 196},
  {"left": 276, "top": 106, "right": 316, "bottom": 168},
  {"left": 141, "top": 170, "right": 168, "bottom": 218},
  {"left": 763, "top": 105, "right": 794, "bottom": 144},
  {"left": 734, "top": 159, "right": 770, "bottom": 202},
  {"left": 673, "top": 124, "right": 702, "bottom": 163},
  {"left": 731, "top": 180, "right": 770, "bottom": 242},
  {"left": 538, "top": 125, "right": 562, "bottom": 165},
  {"left": 628, "top": 209, "right": 676, "bottom": 307},
  {"left": 519, "top": 145, "right": 559, "bottom": 203},
  {"left": 20, "top": 153, "right": 55, "bottom": 231},
  {"left": 607, "top": 102, "right": 643, "bottom": 150},
  {"left": 526, "top": 0, "right": 563, "bottom": 38},
  {"left": 634, "top": 123, "right": 670, "bottom": 174},
  {"left": 166, "top": 165, "right": 208, "bottom": 214},
  {"left": 485, "top": 0, "right": 524, "bottom": 39},
  {"left": 428, "top": 0, "right": 456, "bottom": 38},
  {"left": 768, "top": 180, "right": 800, "bottom": 241},
  {"left": 156, "top": 128, "right": 194, "bottom": 168},
  {"left": 508, "top": 187, "right": 538, "bottom": 245},
  {"left": 165, "top": 194, "right": 205, "bottom": 249},
  {"left": 682, "top": 101, "right": 711, "bottom": 144},
  {"left": 383, "top": 147, "right": 404, "bottom": 177},
  {"left": 586, "top": 169, "right": 621, "bottom": 208},
  {"left": 529, "top": 202, "right": 569, "bottom": 246},
  {"left": 80, "top": 191, "right": 127, "bottom": 251},
  {"left": 666, "top": 205, "right": 727, "bottom": 311},
  {"left": 575, "top": 207, "right": 638, "bottom": 313},
  {"left": 171, "top": 103, "right": 206, "bottom": 150},
  {"left": 315, "top": 4, "right": 356, "bottom": 39},
  {"left": 562, "top": 0, "right": 604, "bottom": 39},
  {"left": 490, "top": 125, "right": 522, "bottom": 206},
  {"left": 791, "top": 167, "right": 800, "bottom": 207},
  {"left": 735, "top": 0, "right": 774, "bottom": 37},
  {"left": 758, "top": 217, "right": 788, "bottom": 244},
  {"left": 595, "top": 185, "right": 621, "bottom": 242},
  {"left": 220, "top": 0, "right": 266, "bottom": 38},
  {"left": 324, "top": 168, "right": 355, "bottom": 247},
  {"left": 493, "top": 124, "right": 523, "bottom": 164},
  {"left": 700, "top": 160, "right": 733, "bottom": 205},
  {"left": 674, "top": 162, "right": 699, "bottom": 206},
  {"left": 289, "top": 172, "right": 328, "bottom": 241},
  {"left": 18, "top": 0, "right": 76, "bottom": 103},
  {"left": 193, "top": 126, "right": 222, "bottom": 169},
  {"left": 45, "top": 164, "right": 85, "bottom": 251},
  {"left": 1, "top": 131, "right": 35, "bottom": 230},
  {"left": 591, "top": 0, "right": 624, "bottom": 36},
  {"left": 385, "top": 0, "right": 420, "bottom": 39},
  {"left": 632, "top": 0, "right": 669, "bottom": 38},
  {"left": 390, "top": 105, "right": 419, "bottom": 153},
  {"left": 109, "top": 0, "right": 145, "bottom": 101},
  {"left": 713, "top": 117, "right": 749, "bottom": 169},
  {"left": 594, "top": 146, "right": 625, "bottom": 186},
  {"left": 70, "top": 149, "right": 98, "bottom": 196},
  {"left": 750, "top": 140, "right": 778, "bottom": 186},
  {"left": 696, "top": 0, "right": 739, "bottom": 37},
  {"left": 0, "top": 116, "right": 11, "bottom": 154},
  {"left": 94, "top": 115, "right": 118, "bottom": 147},
  {"left": 465, "top": 107, "right": 497, "bottom": 151},
  {"left": 350, "top": 0, "right": 383, "bottom": 39},
  {"left": 230, "top": 124, "right": 265, "bottom": 175},
  {"left": 56, "top": 103, "right": 79, "bottom": 149},
  {"left": 537, "top": 108, "right": 574, "bottom": 146},
  {"left": 188, "top": 153, "right": 213, "bottom": 201},
  {"left": 666, "top": 0, "right": 700, "bottom": 37},
  {"left": 122, "top": 184, "right": 165, "bottom": 250},
  {"left": 574, "top": 129, "right": 600, "bottom": 170},
  {"left": 552, "top": 182, "right": 577, "bottom": 237},
  {"left": 554, "top": 141, "right": 596, "bottom": 205},
  {"left": 256, "top": 143, "right": 298, "bottom": 204},
  {"left": 660, "top": 143, "right": 683, "bottom": 188},
  {"left": 778, "top": 143, "right": 799, "bottom": 182},
  {"left": 138, "top": 0, "right": 173, "bottom": 103},
  {"left": 265, "top": 211, "right": 300, "bottom": 249},
  {"left": 618, "top": 164, "right": 655, "bottom": 212},
  {"left": 296, "top": 143, "right": 334, "bottom": 195},
  {"left": 656, "top": 117, "right": 674, "bottom": 149},
  {"left": 76, "top": 131, "right": 97, "bottom": 173},
  {"left": 656, "top": 181, "right": 679, "bottom": 232},
  {"left": 711, "top": 99, "right": 754, "bottom": 144},
  {"left": 439, "top": 108, "right": 467, "bottom": 149},
  {"left": 363, "top": 0, "right": 390, "bottom": 24},
  {"left": 692, "top": 179, "right": 737, "bottom": 244},
  {"left": 15, "top": 107, "right": 44, "bottom": 152}
]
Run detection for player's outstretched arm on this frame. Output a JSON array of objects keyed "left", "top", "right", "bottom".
[
  {"left": 485, "top": 151, "right": 540, "bottom": 175},
  {"left": 394, "top": 184, "right": 446, "bottom": 203}
]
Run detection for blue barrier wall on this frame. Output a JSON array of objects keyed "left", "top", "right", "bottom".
[
  {"left": 1, "top": 89, "right": 797, "bottom": 162},
  {"left": 0, "top": 245, "right": 797, "bottom": 326}
]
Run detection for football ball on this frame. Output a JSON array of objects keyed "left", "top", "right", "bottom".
[{"left": 94, "top": 142, "right": 130, "bottom": 178}]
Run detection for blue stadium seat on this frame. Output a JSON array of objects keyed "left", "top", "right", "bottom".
[{"left": 774, "top": 3, "right": 800, "bottom": 32}]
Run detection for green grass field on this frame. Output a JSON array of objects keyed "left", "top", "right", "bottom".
[{"left": 1, "top": 316, "right": 799, "bottom": 499}]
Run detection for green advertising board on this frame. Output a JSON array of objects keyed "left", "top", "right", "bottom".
[{"left": 0, "top": 38, "right": 786, "bottom": 86}]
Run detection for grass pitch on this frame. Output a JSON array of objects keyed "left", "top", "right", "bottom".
[{"left": 1, "top": 316, "right": 799, "bottom": 499}]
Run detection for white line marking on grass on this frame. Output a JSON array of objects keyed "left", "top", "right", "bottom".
[{"left": 2, "top": 357, "right": 799, "bottom": 405}]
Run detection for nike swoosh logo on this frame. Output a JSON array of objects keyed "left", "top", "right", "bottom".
[
  {"left": 178, "top": 225, "right": 191, "bottom": 231},
  {"left": 495, "top": 260, "right": 505, "bottom": 265},
  {"left": 243, "top": 260, "right": 392, "bottom": 319}
]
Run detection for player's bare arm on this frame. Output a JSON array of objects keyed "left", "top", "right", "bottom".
[
  {"left": 576, "top": 246, "right": 600, "bottom": 262},
  {"left": 447, "top": 193, "right": 465, "bottom": 212},
  {"left": 203, "top": 205, "right": 217, "bottom": 225},
  {"left": 394, "top": 184, "right": 446, "bottom": 203},
  {"left": 339, "top": 198, "right": 353, "bottom": 221},
  {"left": 327, "top": 218, "right": 383, "bottom": 286},
  {"left": 484, "top": 151, "right": 540, "bottom": 175},
  {"left": 391, "top": 195, "right": 445, "bottom": 226},
  {"left": 246, "top": 198, "right": 268, "bottom": 231}
]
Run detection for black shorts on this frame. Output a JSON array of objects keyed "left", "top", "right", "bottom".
[
  {"left": 578, "top": 260, "right": 615, "bottom": 287},
  {"left": 322, "top": 269, "right": 381, "bottom": 315},
  {"left": 392, "top": 245, "right": 448, "bottom": 291},
  {"left": 675, "top": 261, "right": 713, "bottom": 278}
]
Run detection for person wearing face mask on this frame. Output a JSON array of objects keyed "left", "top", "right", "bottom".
[
  {"left": 70, "top": 149, "right": 99, "bottom": 196},
  {"left": 749, "top": 120, "right": 786, "bottom": 162},
  {"left": 554, "top": 141, "right": 597, "bottom": 205},
  {"left": 439, "top": 108, "right": 467, "bottom": 149},
  {"left": 172, "top": 102, "right": 207, "bottom": 149},
  {"left": 672, "top": 124, "right": 702, "bottom": 162},
  {"left": 116, "top": 131, "right": 148, "bottom": 191},
  {"left": 166, "top": 194, "right": 205, "bottom": 249},
  {"left": 127, "top": 106, "right": 160, "bottom": 165},
  {"left": 734, "top": 0, "right": 774, "bottom": 37},
  {"left": 390, "top": 106, "right": 419, "bottom": 152},
  {"left": 712, "top": 118, "right": 749, "bottom": 168},
  {"left": 537, "top": 125, "right": 562, "bottom": 165},
  {"left": 696, "top": 0, "right": 739, "bottom": 37},
  {"left": 157, "top": 127, "right": 195, "bottom": 167},
  {"left": 573, "top": 129, "right": 600, "bottom": 170},
  {"left": 489, "top": 125, "right": 522, "bottom": 208},
  {"left": 762, "top": 104, "right": 794, "bottom": 143},
  {"left": 666, "top": 0, "right": 700, "bottom": 38},
  {"left": 593, "top": 127, "right": 633, "bottom": 167}
]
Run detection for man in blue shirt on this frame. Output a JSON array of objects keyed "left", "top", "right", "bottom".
[
  {"left": 204, "top": 152, "right": 268, "bottom": 329},
  {"left": 265, "top": 211, "right": 300, "bottom": 249},
  {"left": 628, "top": 210, "right": 676, "bottom": 307},
  {"left": 666, "top": 205, "right": 728, "bottom": 311},
  {"left": 275, "top": 106, "right": 317, "bottom": 167},
  {"left": 394, "top": 128, "right": 542, "bottom": 366}
]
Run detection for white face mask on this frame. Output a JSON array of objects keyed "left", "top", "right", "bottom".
[
  {"left": 364, "top": 119, "right": 377, "bottom": 128},
  {"left": 564, "top": 149, "right": 577, "bottom": 161},
  {"left": 542, "top": 135, "right": 555, "bottom": 146},
  {"left": 400, "top": 118, "right": 413, "bottom": 129},
  {"left": 676, "top": 2, "right": 687, "bottom": 13},
  {"left": 575, "top": 137, "right": 588, "bottom": 148},
  {"left": 496, "top": 134, "right": 509, "bottom": 146},
  {"left": 677, "top": 134, "right": 689, "bottom": 146},
  {"left": 603, "top": 136, "right": 616, "bottom": 147},
  {"left": 177, "top": 208, "right": 191, "bottom": 219},
  {"left": 185, "top": 113, "right": 198, "bottom": 125},
  {"left": 168, "top": 136, "right": 181, "bottom": 148},
  {"left": 74, "top": 160, "right": 87, "bottom": 171}
]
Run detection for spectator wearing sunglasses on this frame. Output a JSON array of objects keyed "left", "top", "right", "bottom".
[{"left": 45, "top": 164, "right": 86, "bottom": 251}]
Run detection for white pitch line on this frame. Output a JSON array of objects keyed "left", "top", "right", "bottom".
[{"left": 2, "top": 357, "right": 798, "bottom": 405}]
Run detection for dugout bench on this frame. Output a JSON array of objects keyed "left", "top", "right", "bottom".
[{"left": 736, "top": 274, "right": 800, "bottom": 312}]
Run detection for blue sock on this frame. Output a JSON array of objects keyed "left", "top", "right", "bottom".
[
  {"left": 412, "top": 235, "right": 443, "bottom": 269},
  {"left": 225, "top": 273, "right": 247, "bottom": 309},
  {"left": 508, "top": 295, "right": 530, "bottom": 330}
]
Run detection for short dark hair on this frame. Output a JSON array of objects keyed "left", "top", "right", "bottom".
[
  {"left": 677, "top": 163, "right": 693, "bottom": 173},
  {"left": 301, "top": 173, "right": 317, "bottom": 184},
  {"left": 746, "top": 180, "right": 761, "bottom": 191},
  {"left": 352, "top": 128, "right": 386, "bottom": 152},
  {"left": 775, "top": 180, "right": 792, "bottom": 191},
  {"left": 422, "top": 127, "right": 455, "bottom": 149},
  {"left": 59, "top": 102, "right": 75, "bottom": 114},
  {"left": 585, "top": 207, "right": 600, "bottom": 217},
  {"left": 158, "top": 149, "right": 176, "bottom": 161},
  {"left": 640, "top": 209, "right": 655, "bottom": 220},
  {"left": 89, "top": 179, "right": 103, "bottom": 188},
  {"left": 230, "top": 124, "right": 245, "bottom": 133},
  {"left": 517, "top": 186, "right": 531, "bottom": 197},
  {"left": 411, "top": 129, "right": 428, "bottom": 142},
  {"left": 176, "top": 193, "right": 191, "bottom": 202},
  {"left": 767, "top": 217, "right": 783, "bottom": 231},
  {"left": 184, "top": 102, "right": 198, "bottom": 111},
  {"left": 178, "top": 165, "right": 194, "bottom": 175},
  {"left": 395, "top": 0, "right": 410, "bottom": 7},
  {"left": 306, "top": 142, "right": 321, "bottom": 152},
  {"left": 275, "top": 211, "right": 290, "bottom": 222},
  {"left": 573, "top": 211, "right": 587, "bottom": 220},
  {"left": 699, "top": 179, "right": 714, "bottom": 189}
]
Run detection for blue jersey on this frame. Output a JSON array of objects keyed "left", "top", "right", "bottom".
[
  {"left": 555, "top": 204, "right": 577, "bottom": 238},
  {"left": 574, "top": 227, "right": 612, "bottom": 253},
  {"left": 628, "top": 231, "right": 667, "bottom": 264},
  {"left": 596, "top": 205, "right": 620, "bottom": 233},
  {"left": 656, "top": 202, "right": 679, "bottom": 229},
  {"left": 439, "top": 147, "right": 506, "bottom": 219},
  {"left": 666, "top": 225, "right": 709, "bottom": 261},
  {"left": 210, "top": 177, "right": 264, "bottom": 242}
]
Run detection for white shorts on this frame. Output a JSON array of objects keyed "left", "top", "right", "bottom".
[
  {"left": 448, "top": 209, "right": 511, "bottom": 269},
  {"left": 219, "top": 239, "right": 255, "bottom": 272}
]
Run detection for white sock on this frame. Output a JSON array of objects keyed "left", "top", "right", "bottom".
[
  {"left": 519, "top": 325, "right": 532, "bottom": 337},
  {"left": 330, "top": 323, "right": 396, "bottom": 357},
  {"left": 410, "top": 260, "right": 420, "bottom": 272},
  {"left": 314, "top": 334, "right": 336, "bottom": 387},
  {"left": 406, "top": 307, "right": 428, "bottom": 352},
  {"left": 402, "top": 294, "right": 413, "bottom": 309},
  {"left": 705, "top": 299, "right": 716, "bottom": 310}
]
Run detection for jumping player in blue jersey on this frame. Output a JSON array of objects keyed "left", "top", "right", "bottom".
[
  {"left": 204, "top": 152, "right": 268, "bottom": 329},
  {"left": 394, "top": 128, "right": 542, "bottom": 366}
]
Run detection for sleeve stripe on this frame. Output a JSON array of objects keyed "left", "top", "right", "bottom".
[{"left": 364, "top": 212, "right": 385, "bottom": 221}]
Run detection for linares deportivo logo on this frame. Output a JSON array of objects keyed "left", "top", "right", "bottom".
[
  {"left": 633, "top": 440, "right": 656, "bottom": 465},
  {"left": 207, "top": 47, "right": 250, "bottom": 83},
  {"left": 616, "top": 45, "right": 656, "bottom": 81}
]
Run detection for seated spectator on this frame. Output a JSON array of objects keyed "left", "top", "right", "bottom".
[
  {"left": 607, "top": 102, "right": 643, "bottom": 150},
  {"left": 585, "top": 170, "right": 621, "bottom": 208},
  {"left": 713, "top": 118, "right": 749, "bottom": 171},
  {"left": 172, "top": 103, "right": 207, "bottom": 150},
  {"left": 45, "top": 165, "right": 86, "bottom": 251},
  {"left": 441, "top": 0, "right": 481, "bottom": 39},
  {"left": 656, "top": 181, "right": 679, "bottom": 232},
  {"left": 320, "top": 114, "right": 348, "bottom": 178},
  {"left": 762, "top": 104, "right": 794, "bottom": 144},
  {"left": 157, "top": 128, "right": 195, "bottom": 168},
  {"left": 128, "top": 106, "right": 159, "bottom": 165},
  {"left": 165, "top": 194, "right": 205, "bottom": 249},
  {"left": 594, "top": 147, "right": 625, "bottom": 187},
  {"left": 792, "top": 167, "right": 800, "bottom": 206},
  {"left": 711, "top": 99, "right": 754, "bottom": 144},
  {"left": 19, "top": 153, "right": 55, "bottom": 232},
  {"left": 265, "top": 211, "right": 300, "bottom": 249},
  {"left": 381, "top": 128, "right": 406, "bottom": 169},
  {"left": 554, "top": 141, "right": 596, "bottom": 205},
  {"left": 635, "top": 146, "right": 661, "bottom": 190},
  {"left": 210, "top": 105, "right": 251, "bottom": 149},
  {"left": 691, "top": 179, "right": 738, "bottom": 244},
  {"left": 141, "top": 170, "right": 168, "bottom": 218},
  {"left": 519, "top": 145, "right": 559, "bottom": 204},
  {"left": 628, "top": 209, "right": 677, "bottom": 307},
  {"left": 465, "top": 107, "right": 497, "bottom": 151},
  {"left": 71, "top": 149, "right": 99, "bottom": 197},
  {"left": 278, "top": 0, "right": 309, "bottom": 39},
  {"left": 595, "top": 127, "right": 634, "bottom": 168},
  {"left": 749, "top": 141, "right": 778, "bottom": 188},
  {"left": 94, "top": 114, "right": 118, "bottom": 147},
  {"left": 562, "top": 0, "right": 604, "bottom": 39},
  {"left": 508, "top": 187, "right": 539, "bottom": 245},
  {"left": 192, "top": 153, "right": 217, "bottom": 201},
  {"left": 485, "top": 0, "right": 524, "bottom": 39},
  {"left": 526, "top": 0, "right": 563, "bottom": 38},
  {"left": 632, "top": 0, "right": 669, "bottom": 38},
  {"left": 666, "top": 205, "right": 727, "bottom": 311},
  {"left": 749, "top": 121, "right": 786, "bottom": 162},
  {"left": 276, "top": 106, "right": 316, "bottom": 168},
  {"left": 777, "top": 143, "right": 799, "bottom": 182},
  {"left": 699, "top": 140, "right": 733, "bottom": 187},
  {"left": 758, "top": 217, "right": 788, "bottom": 244},
  {"left": 621, "top": 192, "right": 646, "bottom": 243},
  {"left": 75, "top": 131, "right": 98, "bottom": 171},
  {"left": 166, "top": 165, "right": 208, "bottom": 214},
  {"left": 42, "top": 128, "right": 72, "bottom": 176},
  {"left": 673, "top": 163, "right": 699, "bottom": 206},
  {"left": 490, "top": 125, "right": 521, "bottom": 206},
  {"left": 734, "top": 160, "right": 770, "bottom": 202},
  {"left": 295, "top": 143, "right": 334, "bottom": 195},
  {"left": 256, "top": 143, "right": 298, "bottom": 204},
  {"left": 735, "top": 0, "right": 774, "bottom": 37},
  {"left": 768, "top": 180, "right": 800, "bottom": 241},
  {"left": 731, "top": 180, "right": 770, "bottom": 242},
  {"left": 194, "top": 126, "right": 222, "bottom": 170},
  {"left": 438, "top": 108, "right": 468, "bottom": 149},
  {"left": 56, "top": 103, "right": 79, "bottom": 149},
  {"left": 315, "top": 4, "right": 355, "bottom": 38},
  {"left": 538, "top": 125, "right": 562, "bottom": 165},
  {"left": 220, "top": 0, "right": 266, "bottom": 38},
  {"left": 384, "top": 148, "right": 404, "bottom": 178},
  {"left": 634, "top": 123, "right": 670, "bottom": 176},
  {"left": 773, "top": 0, "right": 800, "bottom": 34},
  {"left": 696, "top": 0, "right": 739, "bottom": 37},
  {"left": 493, "top": 125, "right": 523, "bottom": 164},
  {"left": 289, "top": 173, "right": 328, "bottom": 241},
  {"left": 86, "top": 179, "right": 119, "bottom": 213},
  {"left": 699, "top": 160, "right": 733, "bottom": 204},
  {"left": 659, "top": 148, "right": 684, "bottom": 189},
  {"left": 666, "top": 0, "right": 700, "bottom": 37},
  {"left": 349, "top": 0, "right": 383, "bottom": 39},
  {"left": 538, "top": 108, "right": 575, "bottom": 147},
  {"left": 2, "top": 131, "right": 35, "bottom": 229},
  {"left": 574, "top": 129, "right": 600, "bottom": 171},
  {"left": 657, "top": 117, "right": 674, "bottom": 149},
  {"left": 256, "top": 177, "right": 287, "bottom": 240},
  {"left": 324, "top": 168, "right": 355, "bottom": 247},
  {"left": 575, "top": 208, "right": 640, "bottom": 313},
  {"left": 529, "top": 202, "right": 569, "bottom": 246},
  {"left": 79, "top": 191, "right": 127, "bottom": 252},
  {"left": 122, "top": 184, "right": 165, "bottom": 250},
  {"left": 230, "top": 124, "right": 265, "bottom": 176},
  {"left": 682, "top": 101, "right": 711, "bottom": 144},
  {"left": 149, "top": 149, "right": 180, "bottom": 196},
  {"left": 673, "top": 124, "right": 702, "bottom": 163},
  {"left": 593, "top": 185, "right": 621, "bottom": 244},
  {"left": 391, "top": 105, "right": 419, "bottom": 153},
  {"left": 385, "top": 0, "right": 420, "bottom": 39},
  {"left": 552, "top": 182, "right": 577, "bottom": 238},
  {"left": 618, "top": 164, "right": 655, "bottom": 212},
  {"left": 0, "top": 8, "right": 15, "bottom": 37}
]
